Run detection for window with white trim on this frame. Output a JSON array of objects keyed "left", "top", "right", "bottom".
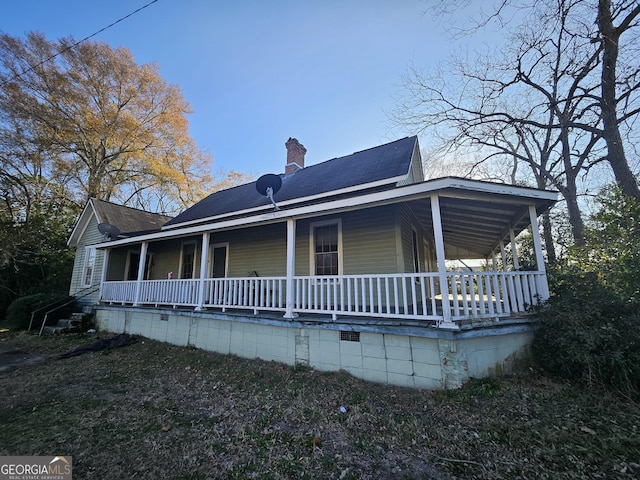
[
  {"left": 310, "top": 220, "right": 342, "bottom": 276},
  {"left": 180, "top": 241, "right": 197, "bottom": 279},
  {"left": 82, "top": 247, "right": 96, "bottom": 287}
]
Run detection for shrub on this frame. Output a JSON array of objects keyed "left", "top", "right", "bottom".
[
  {"left": 533, "top": 271, "right": 640, "bottom": 396},
  {"left": 3, "top": 292, "right": 70, "bottom": 331},
  {"left": 576, "top": 186, "right": 640, "bottom": 302}
]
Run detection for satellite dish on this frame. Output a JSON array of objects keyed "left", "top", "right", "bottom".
[
  {"left": 98, "top": 223, "right": 121, "bottom": 240},
  {"left": 256, "top": 174, "right": 282, "bottom": 211}
]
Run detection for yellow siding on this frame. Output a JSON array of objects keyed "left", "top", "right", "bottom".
[
  {"left": 296, "top": 205, "right": 399, "bottom": 275},
  {"left": 214, "top": 223, "right": 287, "bottom": 277},
  {"left": 342, "top": 207, "right": 398, "bottom": 274},
  {"left": 106, "top": 248, "right": 128, "bottom": 281},
  {"left": 148, "top": 238, "right": 184, "bottom": 279},
  {"left": 397, "top": 203, "right": 434, "bottom": 273}
]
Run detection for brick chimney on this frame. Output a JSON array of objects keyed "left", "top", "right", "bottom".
[{"left": 285, "top": 137, "right": 306, "bottom": 174}]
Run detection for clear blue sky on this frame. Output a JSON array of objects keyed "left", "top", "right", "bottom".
[{"left": 1, "top": 0, "right": 454, "bottom": 177}]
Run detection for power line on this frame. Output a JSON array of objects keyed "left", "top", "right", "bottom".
[{"left": 0, "top": 0, "right": 159, "bottom": 87}]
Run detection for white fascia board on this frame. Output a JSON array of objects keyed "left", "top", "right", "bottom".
[
  {"left": 97, "top": 177, "right": 557, "bottom": 249},
  {"left": 425, "top": 177, "right": 558, "bottom": 202},
  {"left": 160, "top": 174, "right": 409, "bottom": 231}
]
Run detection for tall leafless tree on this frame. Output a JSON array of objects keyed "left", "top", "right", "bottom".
[{"left": 393, "top": 0, "right": 640, "bottom": 248}]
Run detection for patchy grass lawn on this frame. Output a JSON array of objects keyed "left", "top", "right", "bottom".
[{"left": 0, "top": 331, "right": 638, "bottom": 479}]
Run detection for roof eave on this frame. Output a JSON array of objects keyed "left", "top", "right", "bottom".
[{"left": 95, "top": 177, "right": 557, "bottom": 249}]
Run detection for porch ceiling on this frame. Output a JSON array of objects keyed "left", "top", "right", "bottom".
[{"left": 407, "top": 192, "right": 545, "bottom": 259}]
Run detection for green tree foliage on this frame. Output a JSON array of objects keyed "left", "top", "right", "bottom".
[
  {"left": 0, "top": 201, "right": 76, "bottom": 320},
  {"left": 575, "top": 186, "right": 640, "bottom": 301},
  {"left": 3, "top": 292, "right": 70, "bottom": 331},
  {"left": 534, "top": 188, "right": 640, "bottom": 396}
]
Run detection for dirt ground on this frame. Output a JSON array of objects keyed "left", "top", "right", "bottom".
[
  {"left": 0, "top": 349, "right": 46, "bottom": 373},
  {"left": 1, "top": 331, "right": 638, "bottom": 479}
]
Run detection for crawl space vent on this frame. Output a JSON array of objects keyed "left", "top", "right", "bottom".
[{"left": 340, "top": 331, "right": 360, "bottom": 342}]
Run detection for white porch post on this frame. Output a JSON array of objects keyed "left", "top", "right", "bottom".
[
  {"left": 430, "top": 195, "right": 455, "bottom": 327},
  {"left": 528, "top": 205, "right": 549, "bottom": 300},
  {"left": 284, "top": 218, "right": 296, "bottom": 319},
  {"left": 98, "top": 248, "right": 110, "bottom": 303},
  {"left": 133, "top": 241, "right": 148, "bottom": 306},
  {"left": 195, "top": 232, "right": 210, "bottom": 311},
  {"left": 499, "top": 242, "right": 508, "bottom": 271},
  {"left": 509, "top": 228, "right": 520, "bottom": 270}
]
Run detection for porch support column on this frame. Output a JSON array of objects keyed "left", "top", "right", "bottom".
[
  {"left": 430, "top": 196, "right": 455, "bottom": 328},
  {"left": 509, "top": 228, "right": 520, "bottom": 270},
  {"left": 499, "top": 242, "right": 508, "bottom": 271},
  {"left": 133, "top": 241, "right": 148, "bottom": 306},
  {"left": 98, "top": 248, "right": 110, "bottom": 303},
  {"left": 195, "top": 232, "right": 210, "bottom": 311},
  {"left": 528, "top": 205, "right": 549, "bottom": 300},
  {"left": 284, "top": 218, "right": 297, "bottom": 319}
]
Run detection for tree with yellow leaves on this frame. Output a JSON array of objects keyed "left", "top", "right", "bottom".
[{"left": 0, "top": 32, "right": 234, "bottom": 218}]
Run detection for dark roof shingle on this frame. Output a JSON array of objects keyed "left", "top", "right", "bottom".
[
  {"left": 165, "top": 136, "right": 417, "bottom": 228},
  {"left": 92, "top": 199, "right": 172, "bottom": 235}
]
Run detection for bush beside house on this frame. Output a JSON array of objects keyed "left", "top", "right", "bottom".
[
  {"left": 533, "top": 188, "right": 640, "bottom": 397},
  {"left": 2, "top": 292, "right": 70, "bottom": 331}
]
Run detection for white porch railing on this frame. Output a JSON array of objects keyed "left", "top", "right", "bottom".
[
  {"left": 203, "top": 277, "right": 285, "bottom": 312},
  {"left": 101, "top": 281, "right": 138, "bottom": 304},
  {"left": 446, "top": 271, "right": 545, "bottom": 321},
  {"left": 293, "top": 274, "right": 441, "bottom": 320},
  {"left": 139, "top": 279, "right": 200, "bottom": 306},
  {"left": 99, "top": 271, "right": 547, "bottom": 325}
]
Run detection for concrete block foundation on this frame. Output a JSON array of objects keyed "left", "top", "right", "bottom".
[{"left": 95, "top": 306, "right": 535, "bottom": 390}]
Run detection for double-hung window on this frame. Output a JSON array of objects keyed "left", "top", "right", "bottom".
[
  {"left": 311, "top": 220, "right": 342, "bottom": 276},
  {"left": 180, "top": 242, "right": 196, "bottom": 279},
  {"left": 82, "top": 247, "right": 96, "bottom": 287}
]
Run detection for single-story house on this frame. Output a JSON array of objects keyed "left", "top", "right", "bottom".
[{"left": 69, "top": 136, "right": 557, "bottom": 389}]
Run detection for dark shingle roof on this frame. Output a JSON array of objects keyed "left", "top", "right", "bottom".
[
  {"left": 165, "top": 136, "right": 417, "bottom": 228},
  {"left": 92, "top": 199, "right": 172, "bottom": 235}
]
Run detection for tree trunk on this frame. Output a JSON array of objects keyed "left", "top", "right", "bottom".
[
  {"left": 597, "top": 0, "right": 640, "bottom": 201},
  {"left": 559, "top": 125, "right": 585, "bottom": 246},
  {"left": 541, "top": 211, "right": 556, "bottom": 264}
]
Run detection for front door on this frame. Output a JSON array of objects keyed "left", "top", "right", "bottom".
[
  {"left": 210, "top": 244, "right": 228, "bottom": 278},
  {"left": 126, "top": 252, "right": 153, "bottom": 280}
]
